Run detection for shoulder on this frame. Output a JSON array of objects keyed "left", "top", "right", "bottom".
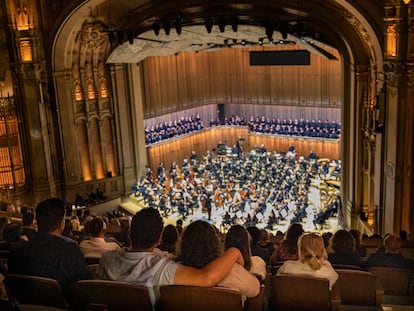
[
  {"left": 278, "top": 260, "right": 303, "bottom": 273},
  {"left": 251, "top": 256, "right": 266, "bottom": 266}
]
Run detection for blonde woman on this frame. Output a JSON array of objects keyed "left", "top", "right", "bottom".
[{"left": 277, "top": 232, "right": 338, "bottom": 289}]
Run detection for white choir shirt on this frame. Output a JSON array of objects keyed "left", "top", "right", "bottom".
[{"left": 79, "top": 236, "right": 121, "bottom": 258}]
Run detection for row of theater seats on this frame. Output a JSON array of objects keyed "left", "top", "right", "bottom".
[{"left": 2, "top": 265, "right": 413, "bottom": 311}]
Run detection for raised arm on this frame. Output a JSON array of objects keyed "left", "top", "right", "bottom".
[{"left": 174, "top": 247, "right": 243, "bottom": 287}]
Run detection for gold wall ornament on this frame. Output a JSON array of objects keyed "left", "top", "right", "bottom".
[
  {"left": 19, "top": 39, "right": 32, "bottom": 62},
  {"left": 79, "top": 22, "right": 107, "bottom": 49}
]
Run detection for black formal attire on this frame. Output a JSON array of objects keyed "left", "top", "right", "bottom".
[
  {"left": 364, "top": 252, "right": 411, "bottom": 270},
  {"left": 328, "top": 252, "right": 363, "bottom": 267},
  {"left": 8, "top": 233, "right": 91, "bottom": 297}
]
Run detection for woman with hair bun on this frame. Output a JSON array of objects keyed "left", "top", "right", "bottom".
[{"left": 277, "top": 232, "right": 338, "bottom": 289}]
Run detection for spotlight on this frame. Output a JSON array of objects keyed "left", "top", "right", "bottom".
[
  {"left": 258, "top": 38, "right": 264, "bottom": 45},
  {"left": 280, "top": 22, "right": 289, "bottom": 40},
  {"left": 205, "top": 17, "right": 213, "bottom": 33},
  {"left": 108, "top": 31, "right": 116, "bottom": 45},
  {"left": 218, "top": 17, "right": 226, "bottom": 33},
  {"left": 265, "top": 26, "right": 273, "bottom": 41},
  {"left": 295, "top": 21, "right": 304, "bottom": 36},
  {"left": 232, "top": 39, "right": 237, "bottom": 44},
  {"left": 117, "top": 31, "right": 125, "bottom": 44},
  {"left": 174, "top": 16, "right": 182, "bottom": 35},
  {"left": 241, "top": 39, "right": 246, "bottom": 45},
  {"left": 127, "top": 30, "right": 134, "bottom": 45},
  {"left": 153, "top": 21, "right": 161, "bottom": 36},
  {"left": 223, "top": 39, "right": 229, "bottom": 46},
  {"left": 231, "top": 17, "right": 238, "bottom": 32},
  {"left": 164, "top": 21, "right": 171, "bottom": 35}
]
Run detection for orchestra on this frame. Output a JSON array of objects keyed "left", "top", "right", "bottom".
[{"left": 133, "top": 144, "right": 341, "bottom": 232}]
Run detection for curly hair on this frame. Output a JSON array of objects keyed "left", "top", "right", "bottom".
[
  {"left": 177, "top": 220, "right": 223, "bottom": 268},
  {"left": 224, "top": 225, "right": 252, "bottom": 270}
]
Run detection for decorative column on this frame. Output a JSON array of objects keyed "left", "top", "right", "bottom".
[
  {"left": 382, "top": 0, "right": 414, "bottom": 233},
  {"left": 6, "top": 0, "right": 61, "bottom": 201}
]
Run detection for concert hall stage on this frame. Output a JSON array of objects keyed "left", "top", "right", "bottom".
[{"left": 120, "top": 191, "right": 342, "bottom": 234}]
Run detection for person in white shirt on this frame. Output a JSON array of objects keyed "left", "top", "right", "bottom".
[
  {"left": 277, "top": 232, "right": 338, "bottom": 289},
  {"left": 80, "top": 217, "right": 120, "bottom": 258},
  {"left": 97, "top": 207, "right": 246, "bottom": 310},
  {"left": 178, "top": 221, "right": 260, "bottom": 299},
  {"left": 224, "top": 224, "right": 267, "bottom": 282}
]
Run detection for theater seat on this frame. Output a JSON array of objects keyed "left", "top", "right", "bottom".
[
  {"left": 70, "top": 279, "right": 152, "bottom": 311},
  {"left": 245, "top": 284, "right": 265, "bottom": 311},
  {"left": 271, "top": 274, "right": 341, "bottom": 311},
  {"left": 4, "top": 274, "right": 68, "bottom": 309},
  {"left": 368, "top": 267, "right": 412, "bottom": 296},
  {"left": 336, "top": 269, "right": 383, "bottom": 306},
  {"left": 159, "top": 285, "right": 243, "bottom": 311}
]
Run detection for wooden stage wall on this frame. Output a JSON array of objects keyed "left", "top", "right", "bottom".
[{"left": 147, "top": 127, "right": 340, "bottom": 174}]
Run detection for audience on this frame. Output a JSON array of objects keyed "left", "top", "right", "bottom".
[
  {"left": 365, "top": 234, "right": 411, "bottom": 270},
  {"left": 0, "top": 217, "right": 10, "bottom": 243},
  {"left": 178, "top": 220, "right": 260, "bottom": 300},
  {"left": 7, "top": 198, "right": 91, "bottom": 296},
  {"left": 21, "top": 212, "right": 38, "bottom": 241},
  {"left": 175, "top": 219, "right": 183, "bottom": 235},
  {"left": 97, "top": 207, "right": 247, "bottom": 309},
  {"left": 61, "top": 218, "right": 80, "bottom": 243},
  {"left": 156, "top": 224, "right": 179, "bottom": 258},
  {"left": 247, "top": 226, "right": 270, "bottom": 264},
  {"left": 0, "top": 222, "right": 27, "bottom": 251},
  {"left": 79, "top": 217, "right": 121, "bottom": 258},
  {"left": 257, "top": 228, "right": 275, "bottom": 257},
  {"left": 327, "top": 229, "right": 362, "bottom": 267},
  {"left": 271, "top": 223, "right": 304, "bottom": 265},
  {"left": 350, "top": 229, "right": 366, "bottom": 258},
  {"left": 114, "top": 217, "right": 130, "bottom": 246},
  {"left": 277, "top": 232, "right": 338, "bottom": 290},
  {"left": 224, "top": 224, "right": 267, "bottom": 282}
]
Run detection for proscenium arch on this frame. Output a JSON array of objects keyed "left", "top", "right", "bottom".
[{"left": 51, "top": 0, "right": 384, "bottom": 230}]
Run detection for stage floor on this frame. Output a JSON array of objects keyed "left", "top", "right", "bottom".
[{"left": 120, "top": 192, "right": 342, "bottom": 234}]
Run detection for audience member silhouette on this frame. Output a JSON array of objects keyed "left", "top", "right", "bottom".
[
  {"left": 247, "top": 226, "right": 270, "bottom": 264},
  {"left": 350, "top": 229, "right": 367, "bottom": 258},
  {"left": 224, "top": 224, "right": 266, "bottom": 282},
  {"left": 61, "top": 218, "right": 80, "bottom": 243},
  {"left": 257, "top": 228, "right": 275, "bottom": 257},
  {"left": 8, "top": 198, "right": 91, "bottom": 296},
  {"left": 21, "top": 212, "right": 38, "bottom": 241},
  {"left": 157, "top": 224, "right": 179, "bottom": 258},
  {"left": 271, "top": 223, "right": 304, "bottom": 265},
  {"left": 327, "top": 229, "right": 362, "bottom": 267},
  {"left": 79, "top": 217, "right": 121, "bottom": 258},
  {"left": 365, "top": 234, "right": 411, "bottom": 270},
  {"left": 0, "top": 222, "right": 26, "bottom": 251}
]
